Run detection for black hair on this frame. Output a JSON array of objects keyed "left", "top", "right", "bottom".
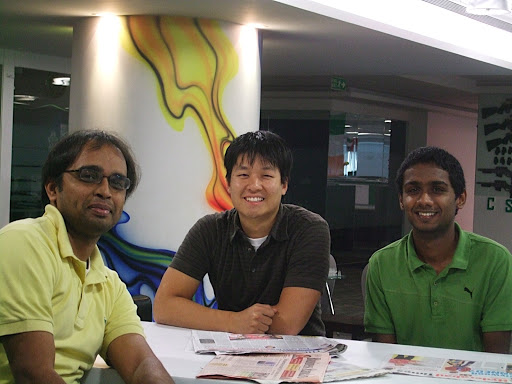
[
  {"left": 41, "top": 130, "right": 140, "bottom": 206},
  {"left": 395, "top": 146, "right": 465, "bottom": 198},
  {"left": 224, "top": 131, "right": 292, "bottom": 184}
]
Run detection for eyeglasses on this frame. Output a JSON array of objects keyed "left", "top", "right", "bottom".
[{"left": 64, "top": 167, "right": 131, "bottom": 191}]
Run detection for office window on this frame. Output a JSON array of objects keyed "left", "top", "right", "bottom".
[
  {"left": 328, "top": 113, "right": 391, "bottom": 181},
  {"left": 10, "top": 67, "right": 70, "bottom": 222}
]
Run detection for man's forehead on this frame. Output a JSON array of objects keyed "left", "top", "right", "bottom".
[
  {"left": 403, "top": 163, "right": 451, "bottom": 184},
  {"left": 73, "top": 142, "right": 127, "bottom": 168},
  {"left": 235, "top": 154, "right": 275, "bottom": 169}
]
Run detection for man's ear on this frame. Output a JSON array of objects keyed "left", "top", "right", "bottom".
[
  {"left": 44, "top": 181, "right": 58, "bottom": 205},
  {"left": 456, "top": 189, "right": 467, "bottom": 210},
  {"left": 398, "top": 193, "right": 404, "bottom": 210},
  {"left": 281, "top": 179, "right": 289, "bottom": 196}
]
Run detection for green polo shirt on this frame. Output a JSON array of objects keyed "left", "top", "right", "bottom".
[{"left": 364, "top": 223, "right": 512, "bottom": 351}]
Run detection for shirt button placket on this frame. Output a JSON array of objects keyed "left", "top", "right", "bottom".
[{"left": 431, "top": 279, "right": 439, "bottom": 315}]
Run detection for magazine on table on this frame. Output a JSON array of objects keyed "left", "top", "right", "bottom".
[
  {"left": 196, "top": 352, "right": 330, "bottom": 383},
  {"left": 383, "top": 354, "right": 512, "bottom": 383},
  {"left": 191, "top": 330, "right": 347, "bottom": 356}
]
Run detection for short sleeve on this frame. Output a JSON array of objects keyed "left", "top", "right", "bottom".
[
  {"left": 170, "top": 215, "right": 214, "bottom": 281},
  {"left": 100, "top": 272, "right": 144, "bottom": 359},
  {"left": 284, "top": 216, "right": 330, "bottom": 293},
  {"left": 0, "top": 227, "right": 57, "bottom": 336},
  {"left": 480, "top": 247, "right": 512, "bottom": 332},
  {"left": 364, "top": 256, "right": 395, "bottom": 335}
]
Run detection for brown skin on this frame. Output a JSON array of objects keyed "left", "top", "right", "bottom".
[
  {"left": 154, "top": 155, "right": 321, "bottom": 335},
  {"left": 2, "top": 143, "right": 174, "bottom": 383},
  {"left": 373, "top": 163, "right": 510, "bottom": 353}
]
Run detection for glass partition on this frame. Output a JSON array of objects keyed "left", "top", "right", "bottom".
[
  {"left": 10, "top": 67, "right": 70, "bottom": 222},
  {"left": 261, "top": 110, "right": 406, "bottom": 268}
]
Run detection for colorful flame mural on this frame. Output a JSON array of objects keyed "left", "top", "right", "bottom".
[
  {"left": 124, "top": 15, "right": 237, "bottom": 212},
  {"left": 98, "top": 16, "right": 244, "bottom": 310},
  {"left": 98, "top": 212, "right": 217, "bottom": 311}
]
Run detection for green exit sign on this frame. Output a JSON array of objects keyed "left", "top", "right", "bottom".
[{"left": 330, "top": 76, "right": 346, "bottom": 91}]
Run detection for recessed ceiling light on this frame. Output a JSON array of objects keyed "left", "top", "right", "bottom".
[{"left": 52, "top": 77, "right": 71, "bottom": 86}]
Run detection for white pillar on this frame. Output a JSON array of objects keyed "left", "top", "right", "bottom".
[{"left": 70, "top": 16, "right": 261, "bottom": 251}]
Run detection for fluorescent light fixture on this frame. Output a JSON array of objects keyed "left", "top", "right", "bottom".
[
  {"left": 466, "top": 0, "right": 511, "bottom": 14},
  {"left": 14, "top": 95, "right": 37, "bottom": 102},
  {"left": 384, "top": 119, "right": 392, "bottom": 123},
  {"left": 52, "top": 77, "right": 70, "bottom": 86},
  {"left": 273, "top": 0, "right": 512, "bottom": 69}
]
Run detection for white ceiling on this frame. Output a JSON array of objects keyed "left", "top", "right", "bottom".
[{"left": 2, "top": 0, "right": 512, "bottom": 113}]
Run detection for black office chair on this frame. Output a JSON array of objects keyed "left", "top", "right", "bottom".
[{"left": 132, "top": 294, "right": 152, "bottom": 321}]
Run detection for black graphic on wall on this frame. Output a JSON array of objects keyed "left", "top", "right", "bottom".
[{"left": 478, "top": 98, "right": 512, "bottom": 197}]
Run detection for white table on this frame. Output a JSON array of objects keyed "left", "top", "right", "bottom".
[{"left": 81, "top": 322, "right": 512, "bottom": 383}]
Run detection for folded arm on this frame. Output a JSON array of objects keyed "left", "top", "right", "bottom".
[
  {"left": 154, "top": 268, "right": 276, "bottom": 334},
  {"left": 268, "top": 286, "right": 320, "bottom": 335},
  {"left": 483, "top": 331, "right": 511, "bottom": 353},
  {"left": 372, "top": 333, "right": 397, "bottom": 344},
  {"left": 107, "top": 333, "right": 174, "bottom": 384},
  {"left": 2, "top": 331, "right": 66, "bottom": 384}
]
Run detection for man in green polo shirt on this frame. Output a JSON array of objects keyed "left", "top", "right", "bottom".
[{"left": 364, "top": 146, "right": 512, "bottom": 353}]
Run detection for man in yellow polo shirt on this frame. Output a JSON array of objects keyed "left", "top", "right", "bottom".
[{"left": 0, "top": 130, "right": 174, "bottom": 384}]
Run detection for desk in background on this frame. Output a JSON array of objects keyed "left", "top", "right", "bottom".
[{"left": 82, "top": 322, "right": 512, "bottom": 383}]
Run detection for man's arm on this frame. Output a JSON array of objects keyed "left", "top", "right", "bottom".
[
  {"left": 372, "top": 333, "right": 397, "bottom": 344},
  {"left": 2, "top": 331, "right": 66, "bottom": 384},
  {"left": 483, "top": 331, "right": 511, "bottom": 354},
  {"left": 107, "top": 333, "right": 174, "bottom": 384},
  {"left": 267, "top": 286, "right": 320, "bottom": 335},
  {"left": 153, "top": 268, "right": 276, "bottom": 334}
]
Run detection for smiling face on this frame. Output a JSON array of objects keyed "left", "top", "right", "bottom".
[
  {"left": 399, "top": 162, "right": 466, "bottom": 238},
  {"left": 228, "top": 154, "right": 288, "bottom": 237},
  {"left": 45, "top": 142, "right": 128, "bottom": 245}
]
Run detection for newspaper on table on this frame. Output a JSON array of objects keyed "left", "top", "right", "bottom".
[
  {"left": 323, "top": 360, "right": 388, "bottom": 382},
  {"left": 383, "top": 354, "right": 512, "bottom": 383},
  {"left": 196, "top": 352, "right": 330, "bottom": 383},
  {"left": 191, "top": 330, "right": 347, "bottom": 356}
]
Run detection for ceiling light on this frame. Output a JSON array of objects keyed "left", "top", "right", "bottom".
[
  {"left": 14, "top": 95, "right": 37, "bottom": 102},
  {"left": 465, "top": 0, "right": 511, "bottom": 14},
  {"left": 384, "top": 119, "right": 392, "bottom": 123},
  {"left": 52, "top": 77, "right": 70, "bottom": 86}
]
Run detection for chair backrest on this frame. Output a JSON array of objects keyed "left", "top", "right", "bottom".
[
  {"left": 133, "top": 294, "right": 152, "bottom": 321},
  {"left": 361, "top": 263, "right": 369, "bottom": 305},
  {"left": 321, "top": 254, "right": 337, "bottom": 315}
]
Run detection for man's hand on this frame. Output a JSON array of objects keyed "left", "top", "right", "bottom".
[{"left": 229, "top": 304, "right": 277, "bottom": 334}]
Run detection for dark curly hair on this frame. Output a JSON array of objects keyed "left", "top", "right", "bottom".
[
  {"left": 41, "top": 130, "right": 140, "bottom": 206},
  {"left": 395, "top": 146, "right": 465, "bottom": 198}
]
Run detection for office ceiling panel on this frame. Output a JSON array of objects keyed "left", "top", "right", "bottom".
[{"left": 1, "top": 0, "right": 512, "bottom": 113}]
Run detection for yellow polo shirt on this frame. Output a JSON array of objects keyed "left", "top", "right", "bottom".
[{"left": 0, "top": 205, "right": 143, "bottom": 384}]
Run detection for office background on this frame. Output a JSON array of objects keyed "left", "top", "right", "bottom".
[{"left": 2, "top": 1, "right": 512, "bottom": 299}]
